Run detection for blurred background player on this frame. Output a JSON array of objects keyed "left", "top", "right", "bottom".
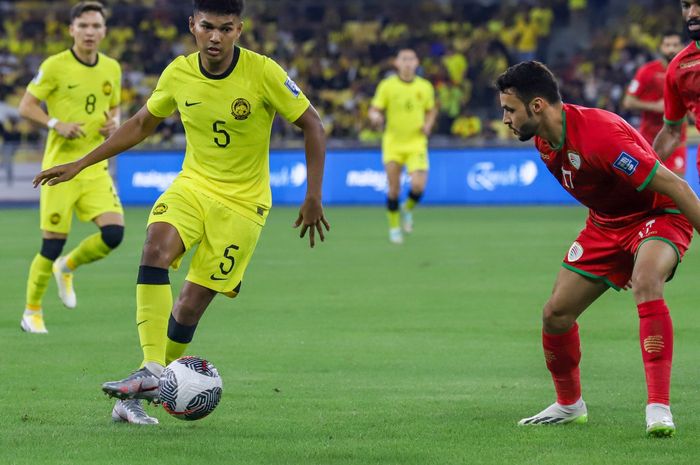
[
  {"left": 654, "top": 0, "right": 700, "bottom": 179},
  {"left": 623, "top": 32, "right": 687, "bottom": 177},
  {"left": 18, "top": 1, "right": 123, "bottom": 334},
  {"left": 34, "top": 0, "right": 329, "bottom": 425},
  {"left": 368, "top": 48, "right": 437, "bottom": 244},
  {"left": 498, "top": 61, "right": 700, "bottom": 437}
]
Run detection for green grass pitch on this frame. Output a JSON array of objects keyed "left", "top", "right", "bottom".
[{"left": 3, "top": 206, "right": 700, "bottom": 465}]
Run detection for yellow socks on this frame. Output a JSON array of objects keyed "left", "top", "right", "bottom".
[
  {"left": 26, "top": 254, "right": 53, "bottom": 308},
  {"left": 66, "top": 232, "right": 112, "bottom": 270},
  {"left": 387, "top": 210, "right": 400, "bottom": 229},
  {"left": 165, "top": 339, "right": 189, "bottom": 365},
  {"left": 136, "top": 266, "right": 173, "bottom": 367}
]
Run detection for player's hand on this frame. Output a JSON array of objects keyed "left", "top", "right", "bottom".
[
  {"left": 99, "top": 111, "right": 118, "bottom": 138},
  {"left": 368, "top": 110, "right": 384, "bottom": 129},
  {"left": 421, "top": 123, "right": 433, "bottom": 136},
  {"left": 622, "top": 279, "right": 632, "bottom": 290},
  {"left": 293, "top": 196, "right": 330, "bottom": 248},
  {"left": 54, "top": 121, "right": 85, "bottom": 139},
  {"left": 33, "top": 161, "right": 82, "bottom": 187}
]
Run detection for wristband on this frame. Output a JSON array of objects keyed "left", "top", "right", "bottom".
[{"left": 47, "top": 118, "right": 59, "bottom": 129}]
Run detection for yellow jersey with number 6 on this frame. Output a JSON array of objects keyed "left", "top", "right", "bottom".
[
  {"left": 146, "top": 46, "right": 310, "bottom": 225},
  {"left": 27, "top": 49, "right": 121, "bottom": 179}
]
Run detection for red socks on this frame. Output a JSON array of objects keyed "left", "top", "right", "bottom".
[
  {"left": 638, "top": 299, "right": 673, "bottom": 405},
  {"left": 542, "top": 323, "right": 581, "bottom": 405}
]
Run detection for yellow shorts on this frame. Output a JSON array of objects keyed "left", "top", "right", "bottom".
[
  {"left": 147, "top": 179, "right": 262, "bottom": 296},
  {"left": 40, "top": 171, "right": 123, "bottom": 234},
  {"left": 382, "top": 147, "right": 429, "bottom": 172}
]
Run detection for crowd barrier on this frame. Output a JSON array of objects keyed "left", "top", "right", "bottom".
[{"left": 116, "top": 146, "right": 700, "bottom": 206}]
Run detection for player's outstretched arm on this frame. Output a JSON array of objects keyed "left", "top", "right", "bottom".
[
  {"left": 33, "top": 105, "right": 164, "bottom": 187},
  {"left": 292, "top": 105, "right": 330, "bottom": 248},
  {"left": 622, "top": 94, "right": 664, "bottom": 114},
  {"left": 652, "top": 123, "right": 683, "bottom": 161},
  {"left": 648, "top": 164, "right": 700, "bottom": 232}
]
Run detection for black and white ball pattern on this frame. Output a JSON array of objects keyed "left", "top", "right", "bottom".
[{"left": 159, "top": 356, "right": 223, "bottom": 421}]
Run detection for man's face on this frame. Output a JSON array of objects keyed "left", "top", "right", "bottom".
[
  {"left": 660, "top": 35, "right": 683, "bottom": 61},
  {"left": 189, "top": 11, "right": 243, "bottom": 63},
  {"left": 500, "top": 89, "right": 539, "bottom": 142},
  {"left": 69, "top": 10, "right": 106, "bottom": 52},
  {"left": 682, "top": 0, "right": 700, "bottom": 40},
  {"left": 395, "top": 49, "right": 419, "bottom": 77}
]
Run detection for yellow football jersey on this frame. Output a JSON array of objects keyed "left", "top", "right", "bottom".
[
  {"left": 27, "top": 49, "right": 121, "bottom": 179},
  {"left": 146, "top": 46, "right": 310, "bottom": 225},
  {"left": 371, "top": 75, "right": 435, "bottom": 151}
]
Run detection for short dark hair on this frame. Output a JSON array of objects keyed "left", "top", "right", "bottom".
[
  {"left": 193, "top": 0, "right": 244, "bottom": 16},
  {"left": 70, "top": 1, "right": 106, "bottom": 22},
  {"left": 661, "top": 31, "right": 682, "bottom": 40},
  {"left": 495, "top": 61, "right": 562, "bottom": 105}
]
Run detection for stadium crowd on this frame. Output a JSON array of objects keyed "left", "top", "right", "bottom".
[{"left": 0, "top": 0, "right": 689, "bottom": 150}]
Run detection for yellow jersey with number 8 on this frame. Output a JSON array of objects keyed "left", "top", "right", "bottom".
[{"left": 27, "top": 49, "right": 121, "bottom": 179}]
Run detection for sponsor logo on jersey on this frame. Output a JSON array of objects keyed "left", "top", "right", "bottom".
[
  {"left": 567, "top": 241, "right": 584, "bottom": 262},
  {"left": 152, "top": 203, "right": 168, "bottom": 215},
  {"left": 231, "top": 98, "right": 251, "bottom": 120},
  {"left": 612, "top": 152, "right": 639, "bottom": 175},
  {"left": 50, "top": 212, "right": 61, "bottom": 225},
  {"left": 567, "top": 151, "right": 581, "bottom": 170},
  {"left": 284, "top": 76, "right": 301, "bottom": 97}
]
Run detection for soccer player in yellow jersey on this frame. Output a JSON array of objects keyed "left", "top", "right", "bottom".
[
  {"left": 369, "top": 48, "right": 437, "bottom": 244},
  {"left": 34, "top": 0, "right": 330, "bottom": 425},
  {"left": 19, "top": 1, "right": 123, "bottom": 334}
]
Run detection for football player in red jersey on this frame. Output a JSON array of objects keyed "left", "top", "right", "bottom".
[
  {"left": 654, "top": 0, "right": 700, "bottom": 177},
  {"left": 497, "top": 61, "right": 700, "bottom": 437},
  {"left": 623, "top": 32, "right": 687, "bottom": 176}
]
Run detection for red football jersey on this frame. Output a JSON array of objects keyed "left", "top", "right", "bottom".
[
  {"left": 664, "top": 41, "right": 700, "bottom": 127},
  {"left": 534, "top": 104, "right": 678, "bottom": 228},
  {"left": 628, "top": 59, "right": 687, "bottom": 145}
]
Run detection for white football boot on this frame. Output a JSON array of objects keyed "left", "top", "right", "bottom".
[
  {"left": 519, "top": 399, "right": 588, "bottom": 426},
  {"left": 111, "top": 399, "right": 159, "bottom": 425},
  {"left": 389, "top": 228, "right": 403, "bottom": 244},
  {"left": 20, "top": 309, "right": 48, "bottom": 334},
  {"left": 646, "top": 403, "right": 675, "bottom": 437},
  {"left": 53, "top": 256, "right": 76, "bottom": 308}
]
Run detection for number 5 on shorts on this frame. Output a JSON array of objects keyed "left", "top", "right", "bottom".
[{"left": 219, "top": 244, "right": 239, "bottom": 275}]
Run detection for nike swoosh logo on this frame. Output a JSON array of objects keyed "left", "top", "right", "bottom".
[
  {"left": 137, "top": 320, "right": 148, "bottom": 326},
  {"left": 209, "top": 274, "right": 226, "bottom": 281},
  {"left": 68, "top": 84, "right": 79, "bottom": 89},
  {"left": 185, "top": 101, "right": 202, "bottom": 107}
]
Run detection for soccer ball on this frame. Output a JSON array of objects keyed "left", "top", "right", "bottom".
[{"left": 159, "top": 356, "right": 223, "bottom": 421}]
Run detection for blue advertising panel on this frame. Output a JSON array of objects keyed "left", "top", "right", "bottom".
[{"left": 116, "top": 146, "right": 700, "bottom": 206}]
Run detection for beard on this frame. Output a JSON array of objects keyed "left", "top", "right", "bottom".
[
  {"left": 516, "top": 119, "right": 538, "bottom": 141},
  {"left": 662, "top": 52, "right": 677, "bottom": 62},
  {"left": 688, "top": 20, "right": 700, "bottom": 40}
]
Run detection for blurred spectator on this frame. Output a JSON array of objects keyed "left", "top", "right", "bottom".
[{"left": 0, "top": 0, "right": 691, "bottom": 147}]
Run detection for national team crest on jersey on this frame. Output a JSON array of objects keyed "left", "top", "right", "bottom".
[
  {"left": 231, "top": 98, "right": 251, "bottom": 120},
  {"left": 567, "top": 241, "right": 584, "bottom": 262},
  {"left": 153, "top": 203, "right": 168, "bottom": 215},
  {"left": 612, "top": 152, "right": 639, "bottom": 176},
  {"left": 284, "top": 76, "right": 301, "bottom": 97},
  {"left": 102, "top": 80, "right": 113, "bottom": 96},
  {"left": 567, "top": 151, "right": 581, "bottom": 170},
  {"left": 50, "top": 213, "right": 61, "bottom": 225}
]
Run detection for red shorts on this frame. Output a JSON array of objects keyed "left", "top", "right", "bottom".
[
  {"left": 563, "top": 213, "right": 693, "bottom": 290},
  {"left": 665, "top": 145, "right": 687, "bottom": 175}
]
